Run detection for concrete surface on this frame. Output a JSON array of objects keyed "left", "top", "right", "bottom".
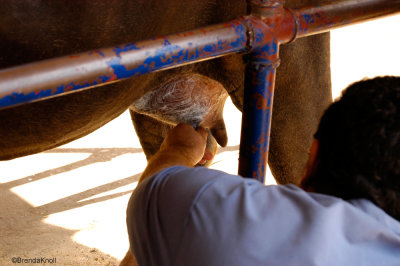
[{"left": 0, "top": 14, "right": 399, "bottom": 266}]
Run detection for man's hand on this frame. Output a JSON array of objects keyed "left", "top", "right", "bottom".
[
  {"left": 139, "top": 123, "right": 213, "bottom": 183},
  {"left": 159, "top": 123, "right": 211, "bottom": 166}
]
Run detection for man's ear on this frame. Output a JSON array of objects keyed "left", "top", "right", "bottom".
[{"left": 300, "top": 139, "right": 319, "bottom": 191}]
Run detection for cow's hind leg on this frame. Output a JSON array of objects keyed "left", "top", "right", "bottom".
[
  {"left": 269, "top": 33, "right": 332, "bottom": 185},
  {"left": 119, "top": 249, "right": 137, "bottom": 266}
]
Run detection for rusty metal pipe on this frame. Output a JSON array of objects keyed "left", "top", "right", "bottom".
[
  {"left": 238, "top": 0, "right": 284, "bottom": 182},
  {"left": 239, "top": 0, "right": 400, "bottom": 182},
  {"left": 0, "top": 0, "right": 399, "bottom": 110},
  {"left": 281, "top": 0, "right": 400, "bottom": 42},
  {"left": 1, "top": 0, "right": 399, "bottom": 110},
  {"left": 0, "top": 22, "right": 250, "bottom": 109}
]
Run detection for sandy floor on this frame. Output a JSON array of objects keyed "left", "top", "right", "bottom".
[{"left": 0, "top": 14, "right": 399, "bottom": 266}]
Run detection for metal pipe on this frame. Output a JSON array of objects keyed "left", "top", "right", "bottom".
[
  {"left": 238, "top": 43, "right": 280, "bottom": 182},
  {"left": 238, "top": 0, "right": 399, "bottom": 182},
  {"left": 281, "top": 0, "right": 400, "bottom": 41},
  {"left": 0, "top": 0, "right": 399, "bottom": 110},
  {"left": 0, "top": 21, "right": 250, "bottom": 109},
  {"left": 238, "top": 0, "right": 283, "bottom": 183}
]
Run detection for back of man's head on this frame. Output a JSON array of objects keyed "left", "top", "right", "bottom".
[{"left": 303, "top": 76, "right": 400, "bottom": 220}]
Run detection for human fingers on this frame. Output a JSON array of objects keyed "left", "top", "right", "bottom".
[
  {"left": 172, "top": 123, "right": 203, "bottom": 143},
  {"left": 160, "top": 123, "right": 208, "bottom": 165},
  {"left": 195, "top": 126, "right": 208, "bottom": 142},
  {"left": 163, "top": 123, "right": 205, "bottom": 150}
]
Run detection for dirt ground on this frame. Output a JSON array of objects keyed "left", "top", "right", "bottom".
[{"left": 1, "top": 15, "right": 399, "bottom": 266}]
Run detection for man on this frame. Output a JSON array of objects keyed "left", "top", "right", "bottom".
[{"left": 126, "top": 76, "right": 400, "bottom": 265}]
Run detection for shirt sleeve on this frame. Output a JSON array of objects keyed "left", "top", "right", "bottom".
[
  {"left": 126, "top": 166, "right": 232, "bottom": 266},
  {"left": 127, "top": 166, "right": 400, "bottom": 266}
]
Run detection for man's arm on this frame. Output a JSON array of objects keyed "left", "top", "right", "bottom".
[
  {"left": 138, "top": 123, "right": 212, "bottom": 183},
  {"left": 121, "top": 123, "right": 212, "bottom": 266}
]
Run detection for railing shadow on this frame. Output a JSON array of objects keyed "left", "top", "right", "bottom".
[
  {"left": 2, "top": 147, "right": 143, "bottom": 190},
  {"left": 1, "top": 145, "right": 239, "bottom": 215},
  {"left": 0, "top": 144, "right": 240, "bottom": 264}
]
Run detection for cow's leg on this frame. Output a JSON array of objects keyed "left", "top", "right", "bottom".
[
  {"left": 130, "top": 111, "right": 172, "bottom": 160},
  {"left": 224, "top": 34, "right": 331, "bottom": 185},
  {"left": 268, "top": 33, "right": 332, "bottom": 185},
  {"left": 119, "top": 249, "right": 137, "bottom": 266}
]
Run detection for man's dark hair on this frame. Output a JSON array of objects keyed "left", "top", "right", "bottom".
[{"left": 302, "top": 76, "right": 400, "bottom": 220}]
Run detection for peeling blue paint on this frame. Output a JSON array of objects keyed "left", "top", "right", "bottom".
[
  {"left": 0, "top": 89, "right": 53, "bottom": 107},
  {"left": 0, "top": 77, "right": 117, "bottom": 108},
  {"left": 96, "top": 50, "right": 105, "bottom": 57},
  {"left": 303, "top": 14, "right": 315, "bottom": 24},
  {"left": 239, "top": 63, "right": 276, "bottom": 182},
  {"left": 163, "top": 39, "right": 171, "bottom": 46},
  {"left": 106, "top": 57, "right": 134, "bottom": 79},
  {"left": 113, "top": 43, "right": 140, "bottom": 57},
  {"left": 229, "top": 23, "right": 248, "bottom": 48},
  {"left": 88, "top": 51, "right": 105, "bottom": 57},
  {"left": 0, "top": 18, "right": 257, "bottom": 110},
  {"left": 89, "top": 50, "right": 106, "bottom": 57},
  {"left": 239, "top": 27, "right": 279, "bottom": 182}
]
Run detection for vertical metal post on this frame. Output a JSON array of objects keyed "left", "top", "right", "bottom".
[{"left": 238, "top": 0, "right": 283, "bottom": 183}]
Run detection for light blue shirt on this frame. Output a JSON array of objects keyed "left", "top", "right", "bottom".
[{"left": 127, "top": 166, "right": 400, "bottom": 266}]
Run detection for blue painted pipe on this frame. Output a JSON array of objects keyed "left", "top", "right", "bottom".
[
  {"left": 238, "top": 0, "right": 283, "bottom": 183},
  {"left": 239, "top": 52, "right": 279, "bottom": 182},
  {"left": 1, "top": 0, "right": 398, "bottom": 110},
  {"left": 0, "top": 21, "right": 250, "bottom": 109}
]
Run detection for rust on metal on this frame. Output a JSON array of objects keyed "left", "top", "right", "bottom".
[{"left": 1, "top": 0, "right": 398, "bottom": 110}]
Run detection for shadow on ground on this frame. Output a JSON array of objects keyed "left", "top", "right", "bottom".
[
  {"left": 0, "top": 145, "right": 240, "bottom": 265},
  {"left": 0, "top": 147, "right": 144, "bottom": 265}
]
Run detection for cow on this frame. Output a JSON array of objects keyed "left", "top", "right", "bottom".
[{"left": 0, "top": 0, "right": 331, "bottom": 186}]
